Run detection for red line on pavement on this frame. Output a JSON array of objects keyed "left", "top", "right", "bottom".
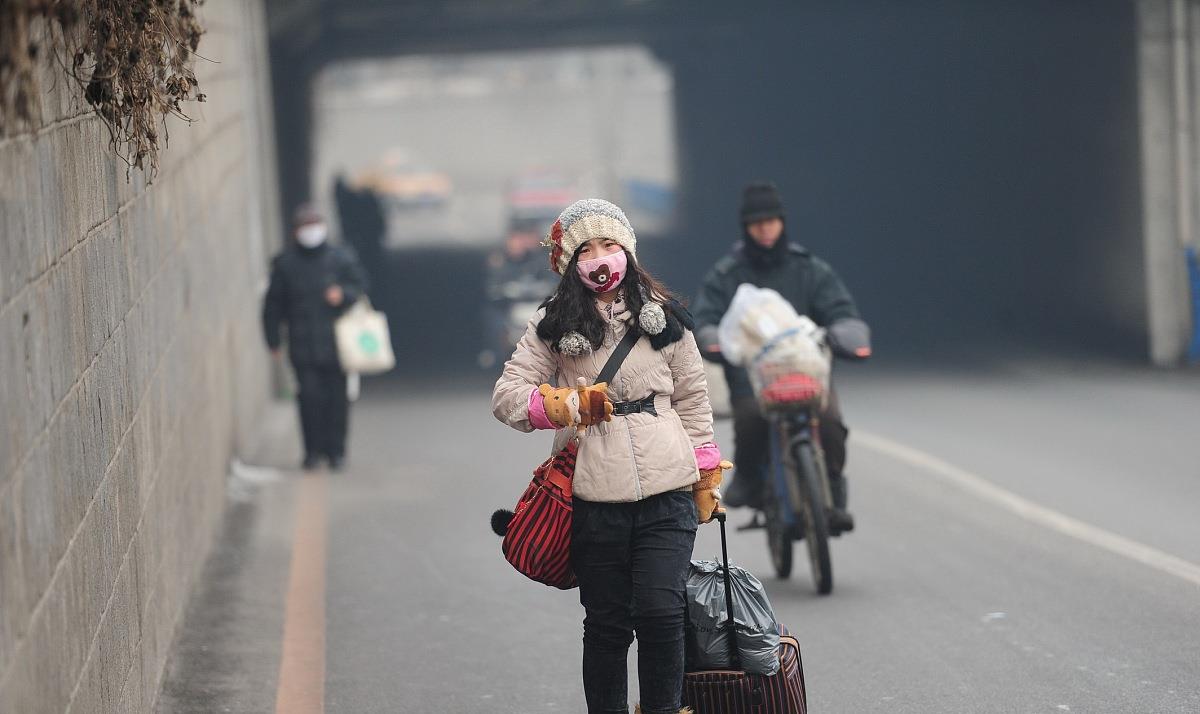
[{"left": 275, "top": 474, "right": 328, "bottom": 714}]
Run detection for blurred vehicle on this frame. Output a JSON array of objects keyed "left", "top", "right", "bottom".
[
  {"left": 477, "top": 223, "right": 560, "bottom": 370},
  {"left": 493, "top": 266, "right": 558, "bottom": 351},
  {"left": 354, "top": 149, "right": 453, "bottom": 207},
  {"left": 477, "top": 170, "right": 580, "bottom": 369},
  {"left": 506, "top": 169, "right": 578, "bottom": 228}
]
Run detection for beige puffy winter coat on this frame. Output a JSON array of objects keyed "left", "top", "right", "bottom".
[{"left": 492, "top": 304, "right": 715, "bottom": 503}]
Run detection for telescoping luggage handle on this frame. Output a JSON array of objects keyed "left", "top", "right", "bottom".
[{"left": 714, "top": 510, "right": 742, "bottom": 671}]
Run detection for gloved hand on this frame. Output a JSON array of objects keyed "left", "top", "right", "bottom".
[
  {"left": 695, "top": 460, "right": 733, "bottom": 524},
  {"left": 696, "top": 325, "right": 725, "bottom": 364},
  {"left": 535, "top": 381, "right": 614, "bottom": 432},
  {"left": 573, "top": 377, "right": 613, "bottom": 431},
  {"left": 537, "top": 384, "right": 581, "bottom": 429}
]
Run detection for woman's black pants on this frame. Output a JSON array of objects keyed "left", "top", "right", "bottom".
[{"left": 571, "top": 490, "right": 698, "bottom": 714}]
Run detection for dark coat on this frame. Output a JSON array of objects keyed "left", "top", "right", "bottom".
[
  {"left": 692, "top": 241, "right": 861, "bottom": 398},
  {"left": 262, "top": 242, "right": 369, "bottom": 367}
]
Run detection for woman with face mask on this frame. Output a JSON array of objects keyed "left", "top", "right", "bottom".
[
  {"left": 263, "top": 204, "right": 369, "bottom": 471},
  {"left": 492, "top": 199, "right": 724, "bottom": 714}
]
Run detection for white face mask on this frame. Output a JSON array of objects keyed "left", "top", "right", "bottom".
[{"left": 296, "top": 223, "right": 328, "bottom": 248}]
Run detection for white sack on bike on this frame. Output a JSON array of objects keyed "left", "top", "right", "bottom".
[
  {"left": 685, "top": 558, "right": 781, "bottom": 676},
  {"left": 717, "top": 284, "right": 830, "bottom": 407}
]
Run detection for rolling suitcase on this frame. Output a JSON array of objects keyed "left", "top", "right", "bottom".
[{"left": 682, "top": 512, "right": 807, "bottom": 713}]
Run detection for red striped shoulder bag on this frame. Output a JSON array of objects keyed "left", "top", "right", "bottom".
[{"left": 490, "top": 327, "right": 641, "bottom": 589}]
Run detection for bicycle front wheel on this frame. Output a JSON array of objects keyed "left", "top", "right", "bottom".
[
  {"left": 793, "top": 441, "right": 833, "bottom": 594},
  {"left": 765, "top": 496, "right": 793, "bottom": 579}
]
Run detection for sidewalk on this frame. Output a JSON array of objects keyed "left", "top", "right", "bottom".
[
  {"left": 155, "top": 402, "right": 303, "bottom": 713},
  {"left": 156, "top": 375, "right": 601, "bottom": 713}
]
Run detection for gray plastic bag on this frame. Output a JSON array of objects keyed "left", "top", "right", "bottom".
[{"left": 686, "top": 559, "right": 781, "bottom": 675}]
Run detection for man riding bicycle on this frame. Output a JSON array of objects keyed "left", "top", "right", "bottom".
[{"left": 693, "top": 182, "right": 869, "bottom": 532}]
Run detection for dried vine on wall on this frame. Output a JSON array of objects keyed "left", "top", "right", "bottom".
[{"left": 0, "top": 0, "right": 207, "bottom": 178}]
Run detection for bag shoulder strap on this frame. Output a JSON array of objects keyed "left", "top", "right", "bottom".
[{"left": 594, "top": 325, "right": 640, "bottom": 386}]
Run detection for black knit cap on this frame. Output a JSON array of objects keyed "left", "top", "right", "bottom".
[{"left": 739, "top": 181, "right": 785, "bottom": 224}]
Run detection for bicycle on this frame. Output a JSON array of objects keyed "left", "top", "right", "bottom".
[
  {"left": 702, "top": 288, "right": 871, "bottom": 595},
  {"left": 725, "top": 327, "right": 869, "bottom": 596},
  {"left": 755, "top": 377, "right": 841, "bottom": 594}
]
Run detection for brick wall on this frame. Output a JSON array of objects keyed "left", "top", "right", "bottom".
[{"left": 0, "top": 1, "right": 280, "bottom": 710}]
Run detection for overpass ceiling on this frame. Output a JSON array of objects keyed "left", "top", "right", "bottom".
[{"left": 266, "top": 0, "right": 768, "bottom": 62}]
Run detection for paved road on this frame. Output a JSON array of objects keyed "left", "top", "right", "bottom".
[{"left": 159, "top": 363, "right": 1200, "bottom": 713}]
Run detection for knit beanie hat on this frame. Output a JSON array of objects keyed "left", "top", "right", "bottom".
[
  {"left": 543, "top": 199, "right": 670, "bottom": 355},
  {"left": 739, "top": 182, "right": 785, "bottom": 224},
  {"left": 543, "top": 198, "right": 637, "bottom": 275}
]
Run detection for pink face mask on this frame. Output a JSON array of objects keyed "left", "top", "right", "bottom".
[{"left": 576, "top": 250, "right": 628, "bottom": 293}]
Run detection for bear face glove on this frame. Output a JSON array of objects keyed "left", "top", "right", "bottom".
[
  {"left": 695, "top": 461, "right": 732, "bottom": 524},
  {"left": 536, "top": 384, "right": 580, "bottom": 429},
  {"left": 572, "top": 377, "right": 614, "bottom": 431},
  {"left": 535, "top": 380, "right": 614, "bottom": 433},
  {"left": 693, "top": 442, "right": 731, "bottom": 524}
]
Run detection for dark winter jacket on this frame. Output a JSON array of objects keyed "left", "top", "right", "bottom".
[
  {"left": 692, "top": 241, "right": 860, "bottom": 399},
  {"left": 262, "top": 242, "right": 369, "bottom": 367}
]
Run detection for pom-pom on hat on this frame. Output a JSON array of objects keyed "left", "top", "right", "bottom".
[
  {"left": 543, "top": 198, "right": 637, "bottom": 275},
  {"left": 555, "top": 285, "right": 670, "bottom": 356}
]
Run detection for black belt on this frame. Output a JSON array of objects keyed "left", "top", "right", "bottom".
[{"left": 612, "top": 393, "right": 658, "bottom": 417}]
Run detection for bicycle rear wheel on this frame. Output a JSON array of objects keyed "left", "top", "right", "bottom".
[{"left": 793, "top": 441, "right": 833, "bottom": 594}]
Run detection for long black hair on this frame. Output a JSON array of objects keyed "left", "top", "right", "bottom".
[{"left": 536, "top": 248, "right": 692, "bottom": 352}]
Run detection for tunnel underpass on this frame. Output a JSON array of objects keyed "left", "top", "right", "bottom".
[
  {"left": 8, "top": 3, "right": 1200, "bottom": 711},
  {"left": 268, "top": 0, "right": 1149, "bottom": 370}
]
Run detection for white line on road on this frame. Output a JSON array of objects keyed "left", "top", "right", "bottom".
[{"left": 856, "top": 430, "right": 1200, "bottom": 589}]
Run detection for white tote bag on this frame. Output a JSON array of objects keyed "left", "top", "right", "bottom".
[{"left": 334, "top": 298, "right": 395, "bottom": 375}]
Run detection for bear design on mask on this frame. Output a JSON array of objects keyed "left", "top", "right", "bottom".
[{"left": 588, "top": 263, "right": 618, "bottom": 288}]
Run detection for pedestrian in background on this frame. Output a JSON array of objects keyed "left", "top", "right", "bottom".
[
  {"left": 492, "top": 199, "right": 724, "bottom": 714},
  {"left": 263, "top": 204, "right": 369, "bottom": 471},
  {"left": 333, "top": 173, "right": 388, "bottom": 288}
]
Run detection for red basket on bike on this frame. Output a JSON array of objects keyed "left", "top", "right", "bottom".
[
  {"left": 759, "top": 372, "right": 825, "bottom": 409},
  {"left": 745, "top": 325, "right": 830, "bottom": 412}
]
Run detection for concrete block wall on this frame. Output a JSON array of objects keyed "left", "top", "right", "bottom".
[{"left": 0, "top": 1, "right": 280, "bottom": 711}]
